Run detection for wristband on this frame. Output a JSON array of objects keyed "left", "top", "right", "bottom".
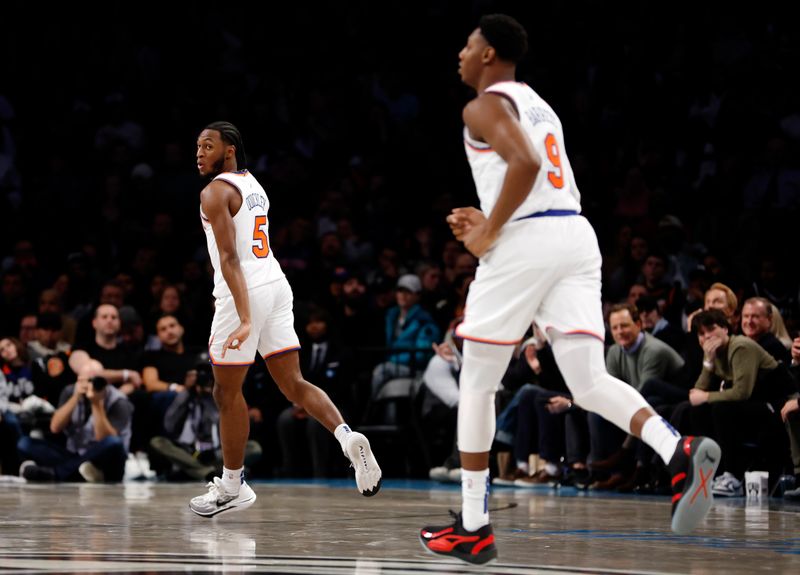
[
  {"left": 122, "top": 369, "right": 129, "bottom": 382},
  {"left": 702, "top": 360, "right": 713, "bottom": 371},
  {"left": 169, "top": 383, "right": 179, "bottom": 392}
]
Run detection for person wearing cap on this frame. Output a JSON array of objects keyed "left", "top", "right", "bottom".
[{"left": 370, "top": 273, "right": 441, "bottom": 398}]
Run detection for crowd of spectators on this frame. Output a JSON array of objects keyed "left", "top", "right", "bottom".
[{"left": 1, "top": 4, "right": 799, "bottom": 494}]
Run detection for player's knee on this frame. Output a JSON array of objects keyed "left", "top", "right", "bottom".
[
  {"left": 563, "top": 364, "right": 606, "bottom": 407},
  {"left": 212, "top": 381, "right": 239, "bottom": 409}
]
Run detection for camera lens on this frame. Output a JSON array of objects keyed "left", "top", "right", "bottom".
[{"left": 92, "top": 376, "right": 108, "bottom": 391}]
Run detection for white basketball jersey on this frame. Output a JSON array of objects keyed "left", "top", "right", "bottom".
[
  {"left": 201, "top": 170, "right": 284, "bottom": 298},
  {"left": 464, "top": 81, "right": 581, "bottom": 219}
]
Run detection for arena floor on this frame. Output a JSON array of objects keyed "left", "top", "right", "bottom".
[{"left": 1, "top": 479, "right": 799, "bottom": 574}]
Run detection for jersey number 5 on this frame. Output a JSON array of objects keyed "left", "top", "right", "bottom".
[
  {"left": 252, "top": 215, "right": 270, "bottom": 258},
  {"left": 545, "top": 133, "right": 564, "bottom": 189}
]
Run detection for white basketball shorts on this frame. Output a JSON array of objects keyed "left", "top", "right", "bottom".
[
  {"left": 208, "top": 276, "right": 300, "bottom": 366},
  {"left": 455, "top": 214, "right": 605, "bottom": 345}
]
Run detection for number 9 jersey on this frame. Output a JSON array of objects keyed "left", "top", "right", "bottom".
[
  {"left": 201, "top": 169, "right": 285, "bottom": 299},
  {"left": 463, "top": 81, "right": 581, "bottom": 220}
]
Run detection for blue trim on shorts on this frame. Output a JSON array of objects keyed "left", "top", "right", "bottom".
[{"left": 514, "top": 209, "right": 578, "bottom": 221}]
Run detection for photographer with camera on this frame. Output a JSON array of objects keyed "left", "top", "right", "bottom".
[
  {"left": 149, "top": 363, "right": 261, "bottom": 481},
  {"left": 16, "top": 359, "right": 133, "bottom": 482}
]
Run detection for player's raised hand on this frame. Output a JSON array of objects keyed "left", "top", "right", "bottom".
[{"left": 222, "top": 321, "right": 251, "bottom": 358}]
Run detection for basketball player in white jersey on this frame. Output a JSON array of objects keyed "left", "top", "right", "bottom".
[
  {"left": 188, "top": 122, "right": 381, "bottom": 517},
  {"left": 419, "top": 15, "right": 719, "bottom": 564}
]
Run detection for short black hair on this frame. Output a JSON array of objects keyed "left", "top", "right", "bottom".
[
  {"left": 693, "top": 309, "right": 730, "bottom": 332},
  {"left": 478, "top": 14, "right": 528, "bottom": 63},
  {"left": 205, "top": 121, "right": 246, "bottom": 169},
  {"left": 636, "top": 295, "right": 660, "bottom": 314}
]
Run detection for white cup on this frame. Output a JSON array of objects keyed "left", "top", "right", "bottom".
[{"left": 744, "top": 471, "right": 769, "bottom": 499}]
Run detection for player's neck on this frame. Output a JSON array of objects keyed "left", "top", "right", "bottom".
[{"left": 478, "top": 68, "right": 517, "bottom": 93}]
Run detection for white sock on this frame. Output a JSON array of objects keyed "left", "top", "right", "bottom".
[
  {"left": 222, "top": 466, "right": 243, "bottom": 494},
  {"left": 640, "top": 416, "right": 681, "bottom": 464},
  {"left": 544, "top": 462, "right": 559, "bottom": 476},
  {"left": 334, "top": 423, "right": 352, "bottom": 452},
  {"left": 517, "top": 461, "right": 529, "bottom": 474},
  {"left": 461, "top": 468, "right": 490, "bottom": 531}
]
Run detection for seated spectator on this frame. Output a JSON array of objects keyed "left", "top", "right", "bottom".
[
  {"left": 741, "top": 297, "right": 791, "bottom": 363},
  {"left": 136, "top": 314, "right": 205, "bottom": 449},
  {"left": 0, "top": 338, "right": 55, "bottom": 474},
  {"left": 69, "top": 304, "right": 143, "bottom": 396},
  {"left": 637, "top": 295, "right": 686, "bottom": 354},
  {"left": 37, "top": 288, "right": 77, "bottom": 346},
  {"left": 370, "top": 274, "right": 440, "bottom": 398},
  {"left": 687, "top": 282, "right": 739, "bottom": 332},
  {"left": 17, "top": 359, "right": 133, "bottom": 482},
  {"left": 683, "top": 282, "right": 740, "bottom": 383},
  {"left": 142, "top": 315, "right": 202, "bottom": 394},
  {"left": 640, "top": 251, "right": 683, "bottom": 323},
  {"left": 494, "top": 334, "right": 589, "bottom": 489},
  {"left": 589, "top": 303, "right": 685, "bottom": 491},
  {"left": 150, "top": 363, "right": 261, "bottom": 481},
  {"left": 671, "top": 310, "right": 796, "bottom": 496},
  {"left": 18, "top": 314, "right": 38, "bottom": 347},
  {"left": 147, "top": 284, "right": 203, "bottom": 347},
  {"left": 73, "top": 280, "right": 127, "bottom": 347},
  {"left": 27, "top": 312, "right": 71, "bottom": 362}
]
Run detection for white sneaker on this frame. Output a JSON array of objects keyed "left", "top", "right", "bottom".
[
  {"left": 79, "top": 461, "right": 105, "bottom": 483},
  {"left": 447, "top": 468, "right": 461, "bottom": 483},
  {"left": 189, "top": 477, "right": 257, "bottom": 517},
  {"left": 344, "top": 432, "right": 382, "bottom": 496},
  {"left": 429, "top": 466, "right": 450, "bottom": 482},
  {"left": 711, "top": 471, "right": 743, "bottom": 497}
]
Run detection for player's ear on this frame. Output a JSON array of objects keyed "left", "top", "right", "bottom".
[{"left": 482, "top": 45, "right": 495, "bottom": 64}]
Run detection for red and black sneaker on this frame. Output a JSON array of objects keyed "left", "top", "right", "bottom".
[
  {"left": 419, "top": 511, "right": 497, "bottom": 565},
  {"left": 668, "top": 435, "right": 720, "bottom": 535}
]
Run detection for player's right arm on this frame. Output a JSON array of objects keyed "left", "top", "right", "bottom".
[
  {"left": 201, "top": 180, "right": 251, "bottom": 357},
  {"left": 455, "top": 94, "right": 541, "bottom": 257}
]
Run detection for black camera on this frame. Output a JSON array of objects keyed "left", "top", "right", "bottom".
[
  {"left": 194, "top": 363, "right": 214, "bottom": 390},
  {"left": 91, "top": 376, "right": 108, "bottom": 392}
]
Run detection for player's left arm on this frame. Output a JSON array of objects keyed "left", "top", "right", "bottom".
[
  {"left": 465, "top": 94, "right": 542, "bottom": 236},
  {"left": 201, "top": 181, "right": 252, "bottom": 356}
]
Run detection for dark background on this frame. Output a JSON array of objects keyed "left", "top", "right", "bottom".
[{"left": 2, "top": 0, "right": 798, "bottom": 325}]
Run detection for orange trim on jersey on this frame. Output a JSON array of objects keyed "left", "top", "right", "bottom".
[
  {"left": 263, "top": 345, "right": 301, "bottom": 360},
  {"left": 210, "top": 360, "right": 254, "bottom": 367},
  {"left": 455, "top": 327, "right": 521, "bottom": 346},
  {"left": 464, "top": 140, "right": 494, "bottom": 153},
  {"left": 208, "top": 337, "right": 254, "bottom": 366}
]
